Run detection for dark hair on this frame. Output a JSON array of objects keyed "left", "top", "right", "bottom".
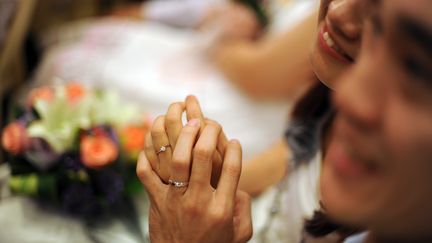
[
  {"left": 305, "top": 211, "right": 361, "bottom": 239},
  {"left": 285, "top": 82, "right": 361, "bottom": 239},
  {"left": 285, "top": 82, "right": 332, "bottom": 165},
  {"left": 235, "top": 0, "right": 269, "bottom": 27}
]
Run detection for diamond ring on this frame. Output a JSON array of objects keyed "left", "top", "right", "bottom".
[
  {"left": 168, "top": 179, "right": 189, "bottom": 188},
  {"left": 156, "top": 145, "right": 171, "bottom": 155}
]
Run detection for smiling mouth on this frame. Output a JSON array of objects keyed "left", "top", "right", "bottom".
[{"left": 319, "top": 25, "right": 354, "bottom": 63}]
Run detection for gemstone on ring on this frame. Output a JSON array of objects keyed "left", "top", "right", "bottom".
[
  {"left": 156, "top": 145, "right": 170, "bottom": 155},
  {"left": 168, "top": 179, "right": 189, "bottom": 188}
]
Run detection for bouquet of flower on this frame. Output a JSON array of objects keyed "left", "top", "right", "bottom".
[{"left": 1, "top": 83, "right": 150, "bottom": 219}]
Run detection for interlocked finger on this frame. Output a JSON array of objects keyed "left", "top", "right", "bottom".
[
  {"left": 165, "top": 102, "right": 185, "bottom": 148},
  {"left": 190, "top": 123, "right": 221, "bottom": 190},
  {"left": 144, "top": 133, "right": 159, "bottom": 172},
  {"left": 136, "top": 152, "right": 167, "bottom": 202},
  {"left": 169, "top": 119, "right": 201, "bottom": 195},
  {"left": 151, "top": 116, "right": 172, "bottom": 183},
  {"left": 185, "top": 95, "right": 206, "bottom": 133}
]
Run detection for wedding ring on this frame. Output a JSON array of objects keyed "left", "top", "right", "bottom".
[
  {"left": 156, "top": 145, "right": 171, "bottom": 155},
  {"left": 168, "top": 179, "right": 189, "bottom": 188}
]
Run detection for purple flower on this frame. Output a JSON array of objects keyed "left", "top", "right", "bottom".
[
  {"left": 25, "top": 138, "right": 61, "bottom": 170},
  {"left": 61, "top": 183, "right": 101, "bottom": 217},
  {"left": 61, "top": 153, "right": 85, "bottom": 171},
  {"left": 93, "top": 170, "right": 124, "bottom": 204}
]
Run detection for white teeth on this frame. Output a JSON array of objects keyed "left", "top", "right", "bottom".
[{"left": 323, "top": 32, "right": 335, "bottom": 47}]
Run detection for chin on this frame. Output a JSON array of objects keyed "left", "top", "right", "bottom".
[{"left": 319, "top": 161, "right": 368, "bottom": 228}]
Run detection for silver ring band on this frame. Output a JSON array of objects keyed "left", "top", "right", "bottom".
[
  {"left": 156, "top": 145, "right": 171, "bottom": 155},
  {"left": 168, "top": 179, "right": 189, "bottom": 188}
]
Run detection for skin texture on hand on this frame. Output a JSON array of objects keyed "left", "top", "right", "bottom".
[
  {"left": 144, "top": 95, "right": 227, "bottom": 188},
  {"left": 137, "top": 109, "right": 253, "bottom": 243}
]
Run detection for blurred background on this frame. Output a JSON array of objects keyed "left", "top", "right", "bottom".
[
  {"left": 0, "top": 0, "right": 318, "bottom": 242},
  {"left": 1, "top": 0, "right": 142, "bottom": 116},
  {"left": 1, "top": 0, "right": 148, "bottom": 170}
]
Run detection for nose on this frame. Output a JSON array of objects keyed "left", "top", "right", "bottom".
[
  {"left": 327, "top": 0, "right": 365, "bottom": 41},
  {"left": 333, "top": 54, "right": 383, "bottom": 132}
]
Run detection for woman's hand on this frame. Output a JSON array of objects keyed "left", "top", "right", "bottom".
[
  {"left": 137, "top": 119, "right": 253, "bottom": 243},
  {"left": 144, "top": 95, "right": 227, "bottom": 187}
]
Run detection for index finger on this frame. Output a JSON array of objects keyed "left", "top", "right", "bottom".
[
  {"left": 216, "top": 139, "right": 242, "bottom": 203},
  {"left": 165, "top": 102, "right": 185, "bottom": 147},
  {"left": 205, "top": 119, "right": 228, "bottom": 156},
  {"left": 185, "top": 95, "right": 206, "bottom": 133}
]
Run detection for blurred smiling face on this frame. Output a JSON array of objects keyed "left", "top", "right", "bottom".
[
  {"left": 310, "top": 0, "right": 371, "bottom": 87},
  {"left": 321, "top": 0, "right": 432, "bottom": 241}
]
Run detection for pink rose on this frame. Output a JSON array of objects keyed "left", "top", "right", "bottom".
[
  {"left": 1, "top": 122, "right": 29, "bottom": 155},
  {"left": 65, "top": 82, "right": 85, "bottom": 104},
  {"left": 27, "top": 86, "right": 54, "bottom": 107},
  {"left": 80, "top": 135, "right": 118, "bottom": 168}
]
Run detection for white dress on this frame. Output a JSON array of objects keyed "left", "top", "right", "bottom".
[
  {"left": 34, "top": 0, "right": 318, "bottom": 161},
  {"left": 250, "top": 152, "right": 322, "bottom": 243}
]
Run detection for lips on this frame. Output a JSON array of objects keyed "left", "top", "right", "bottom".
[
  {"left": 328, "top": 140, "right": 378, "bottom": 180},
  {"left": 318, "top": 24, "right": 353, "bottom": 64},
  {"left": 327, "top": 117, "right": 380, "bottom": 180}
]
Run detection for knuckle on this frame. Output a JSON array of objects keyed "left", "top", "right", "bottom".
[
  {"left": 165, "top": 115, "right": 179, "bottom": 127},
  {"left": 159, "top": 169, "right": 170, "bottom": 183},
  {"left": 238, "top": 191, "right": 251, "bottom": 202},
  {"left": 224, "top": 163, "right": 241, "bottom": 177},
  {"left": 136, "top": 165, "right": 150, "bottom": 184},
  {"left": 166, "top": 104, "right": 182, "bottom": 121},
  {"left": 193, "top": 147, "right": 213, "bottom": 162},
  {"left": 238, "top": 226, "right": 253, "bottom": 243},
  {"left": 181, "top": 125, "right": 198, "bottom": 136},
  {"left": 151, "top": 128, "right": 166, "bottom": 138},
  {"left": 246, "top": 223, "right": 253, "bottom": 238},
  {"left": 153, "top": 115, "right": 165, "bottom": 125},
  {"left": 209, "top": 207, "right": 230, "bottom": 225},
  {"left": 229, "top": 140, "right": 242, "bottom": 149},
  {"left": 183, "top": 200, "right": 203, "bottom": 217},
  {"left": 208, "top": 122, "right": 222, "bottom": 132},
  {"left": 136, "top": 165, "right": 145, "bottom": 179},
  {"left": 150, "top": 116, "right": 165, "bottom": 132},
  {"left": 171, "top": 157, "right": 189, "bottom": 172},
  {"left": 168, "top": 102, "right": 183, "bottom": 112},
  {"left": 144, "top": 142, "right": 154, "bottom": 151}
]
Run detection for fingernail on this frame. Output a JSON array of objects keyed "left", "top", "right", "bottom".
[
  {"left": 187, "top": 119, "right": 200, "bottom": 127},
  {"left": 186, "top": 95, "right": 198, "bottom": 102}
]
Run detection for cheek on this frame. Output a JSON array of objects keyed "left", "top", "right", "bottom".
[
  {"left": 381, "top": 101, "right": 432, "bottom": 213},
  {"left": 309, "top": 45, "right": 347, "bottom": 87},
  {"left": 384, "top": 100, "right": 432, "bottom": 165}
]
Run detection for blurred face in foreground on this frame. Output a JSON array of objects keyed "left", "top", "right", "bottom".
[{"left": 321, "top": 0, "right": 432, "bottom": 241}]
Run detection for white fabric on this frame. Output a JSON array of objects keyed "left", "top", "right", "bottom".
[
  {"left": 34, "top": 19, "right": 290, "bottom": 161},
  {"left": 250, "top": 152, "right": 322, "bottom": 243},
  {"left": 344, "top": 232, "right": 368, "bottom": 243},
  {"left": 267, "top": 0, "right": 319, "bottom": 34},
  {"left": 144, "top": 0, "right": 223, "bottom": 28},
  {"left": 0, "top": 197, "right": 93, "bottom": 243},
  {"left": 34, "top": 0, "right": 318, "bottom": 160},
  {"left": 0, "top": 195, "right": 150, "bottom": 243}
]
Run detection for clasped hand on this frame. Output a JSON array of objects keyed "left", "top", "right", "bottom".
[{"left": 137, "top": 96, "right": 253, "bottom": 243}]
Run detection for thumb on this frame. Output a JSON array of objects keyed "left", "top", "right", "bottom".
[{"left": 233, "top": 191, "right": 253, "bottom": 243}]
